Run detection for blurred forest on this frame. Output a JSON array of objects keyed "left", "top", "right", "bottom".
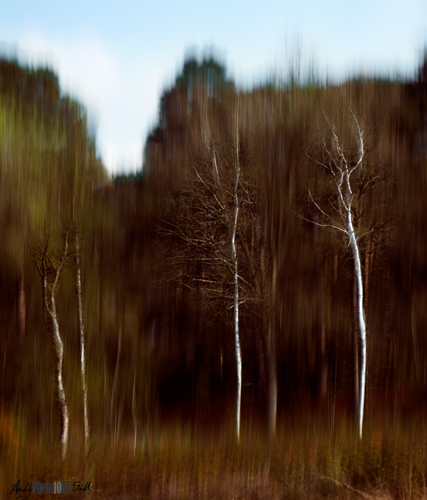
[{"left": 2, "top": 49, "right": 427, "bottom": 497}]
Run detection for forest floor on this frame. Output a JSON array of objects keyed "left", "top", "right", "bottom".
[{"left": 2, "top": 416, "right": 427, "bottom": 499}]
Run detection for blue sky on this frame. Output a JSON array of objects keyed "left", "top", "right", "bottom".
[{"left": 1, "top": 0, "right": 426, "bottom": 174}]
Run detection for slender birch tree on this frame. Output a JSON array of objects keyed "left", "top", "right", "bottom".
[
  {"left": 304, "top": 110, "right": 370, "bottom": 438},
  {"left": 158, "top": 94, "right": 245, "bottom": 440},
  {"left": 74, "top": 226, "right": 89, "bottom": 453},
  {"left": 31, "top": 225, "right": 72, "bottom": 458},
  {"left": 230, "top": 95, "right": 242, "bottom": 440}
]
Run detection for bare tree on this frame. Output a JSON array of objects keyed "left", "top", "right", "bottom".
[
  {"left": 303, "top": 110, "right": 376, "bottom": 438},
  {"left": 229, "top": 98, "right": 242, "bottom": 441},
  {"left": 158, "top": 98, "right": 248, "bottom": 440},
  {"left": 238, "top": 167, "right": 278, "bottom": 437},
  {"left": 31, "top": 224, "right": 72, "bottom": 458}
]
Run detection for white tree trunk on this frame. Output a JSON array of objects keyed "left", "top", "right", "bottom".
[
  {"left": 33, "top": 228, "right": 71, "bottom": 459},
  {"left": 347, "top": 208, "right": 366, "bottom": 439},
  {"left": 50, "top": 299, "right": 69, "bottom": 458},
  {"left": 233, "top": 245, "right": 242, "bottom": 441},
  {"left": 233, "top": 95, "right": 242, "bottom": 441},
  {"left": 75, "top": 232, "right": 89, "bottom": 453},
  {"left": 305, "top": 110, "right": 368, "bottom": 439}
]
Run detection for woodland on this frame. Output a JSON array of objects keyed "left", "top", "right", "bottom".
[{"left": 2, "top": 50, "right": 427, "bottom": 498}]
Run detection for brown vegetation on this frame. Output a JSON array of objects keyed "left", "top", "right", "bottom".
[{"left": 2, "top": 51, "right": 427, "bottom": 498}]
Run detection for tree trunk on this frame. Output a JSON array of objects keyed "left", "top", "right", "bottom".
[
  {"left": 17, "top": 249, "right": 26, "bottom": 338},
  {"left": 266, "top": 257, "right": 278, "bottom": 437},
  {"left": 110, "top": 307, "right": 122, "bottom": 447},
  {"left": 132, "top": 372, "right": 138, "bottom": 457},
  {"left": 75, "top": 232, "right": 89, "bottom": 453},
  {"left": 306, "top": 110, "right": 370, "bottom": 439},
  {"left": 352, "top": 268, "right": 360, "bottom": 422},
  {"left": 313, "top": 217, "right": 327, "bottom": 404},
  {"left": 50, "top": 299, "right": 69, "bottom": 459},
  {"left": 348, "top": 211, "right": 366, "bottom": 439},
  {"left": 411, "top": 299, "right": 420, "bottom": 387},
  {"left": 266, "top": 323, "right": 277, "bottom": 437},
  {"left": 233, "top": 251, "right": 242, "bottom": 441},
  {"left": 233, "top": 96, "right": 242, "bottom": 442},
  {"left": 33, "top": 227, "right": 71, "bottom": 459}
]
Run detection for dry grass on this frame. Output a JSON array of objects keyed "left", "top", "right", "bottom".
[{"left": 2, "top": 417, "right": 427, "bottom": 499}]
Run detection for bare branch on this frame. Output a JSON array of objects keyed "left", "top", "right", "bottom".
[
  {"left": 297, "top": 213, "right": 349, "bottom": 235},
  {"left": 308, "top": 189, "right": 344, "bottom": 228},
  {"left": 349, "top": 108, "right": 365, "bottom": 176},
  {"left": 305, "top": 152, "right": 333, "bottom": 173}
]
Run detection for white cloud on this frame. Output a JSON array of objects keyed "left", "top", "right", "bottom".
[
  {"left": 21, "top": 31, "right": 118, "bottom": 110},
  {"left": 17, "top": 30, "right": 152, "bottom": 173}
]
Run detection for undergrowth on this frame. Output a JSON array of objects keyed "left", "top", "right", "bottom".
[{"left": 2, "top": 418, "right": 427, "bottom": 499}]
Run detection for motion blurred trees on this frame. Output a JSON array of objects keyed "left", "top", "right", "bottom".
[
  {"left": 0, "top": 59, "right": 107, "bottom": 455},
  {"left": 2, "top": 48, "right": 427, "bottom": 457}
]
